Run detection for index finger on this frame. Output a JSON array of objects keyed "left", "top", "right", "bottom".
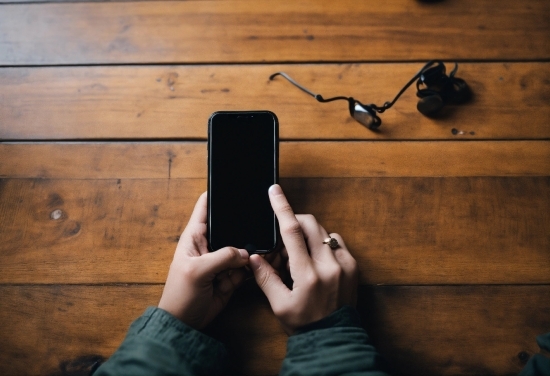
[{"left": 268, "top": 185, "right": 312, "bottom": 274}]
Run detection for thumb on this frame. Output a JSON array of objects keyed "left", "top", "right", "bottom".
[
  {"left": 250, "top": 254, "right": 289, "bottom": 304},
  {"left": 198, "top": 247, "right": 249, "bottom": 276}
]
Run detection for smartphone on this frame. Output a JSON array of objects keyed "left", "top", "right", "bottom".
[{"left": 207, "top": 111, "right": 280, "bottom": 254}]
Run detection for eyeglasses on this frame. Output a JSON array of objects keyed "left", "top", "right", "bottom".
[{"left": 269, "top": 60, "right": 457, "bottom": 130}]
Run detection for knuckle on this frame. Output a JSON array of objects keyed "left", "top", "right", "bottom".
[
  {"left": 303, "top": 272, "right": 320, "bottom": 288},
  {"left": 257, "top": 273, "right": 269, "bottom": 289},
  {"left": 277, "top": 201, "right": 295, "bottom": 217},
  {"left": 228, "top": 247, "right": 241, "bottom": 260},
  {"left": 302, "top": 214, "right": 317, "bottom": 224},
  {"left": 281, "top": 220, "right": 302, "bottom": 237},
  {"left": 256, "top": 267, "right": 272, "bottom": 290},
  {"left": 335, "top": 250, "right": 358, "bottom": 274},
  {"left": 331, "top": 263, "right": 343, "bottom": 277},
  {"left": 325, "top": 264, "right": 342, "bottom": 283},
  {"left": 220, "top": 247, "right": 239, "bottom": 264}
]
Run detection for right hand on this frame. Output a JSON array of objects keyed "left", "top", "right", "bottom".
[{"left": 249, "top": 184, "right": 359, "bottom": 335}]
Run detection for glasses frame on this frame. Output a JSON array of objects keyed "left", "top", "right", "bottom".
[{"left": 269, "top": 60, "right": 456, "bottom": 130}]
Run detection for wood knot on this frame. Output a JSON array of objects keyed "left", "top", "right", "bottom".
[
  {"left": 63, "top": 221, "right": 81, "bottom": 237},
  {"left": 518, "top": 351, "right": 530, "bottom": 364},
  {"left": 50, "top": 209, "right": 63, "bottom": 220}
]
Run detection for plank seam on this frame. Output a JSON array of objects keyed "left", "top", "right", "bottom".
[
  {"left": 1, "top": 58, "right": 550, "bottom": 69},
  {"left": 0, "top": 283, "right": 548, "bottom": 287},
  {"left": 2, "top": 139, "right": 550, "bottom": 143}
]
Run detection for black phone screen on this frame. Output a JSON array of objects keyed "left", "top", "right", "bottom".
[{"left": 207, "top": 111, "right": 279, "bottom": 253}]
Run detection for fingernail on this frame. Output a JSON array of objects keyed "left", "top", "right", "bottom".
[
  {"left": 269, "top": 184, "right": 283, "bottom": 196},
  {"left": 238, "top": 248, "right": 249, "bottom": 259},
  {"left": 249, "top": 255, "right": 261, "bottom": 270}
]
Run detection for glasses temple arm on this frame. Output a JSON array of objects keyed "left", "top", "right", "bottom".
[
  {"left": 269, "top": 72, "right": 318, "bottom": 98},
  {"left": 270, "top": 72, "right": 351, "bottom": 104}
]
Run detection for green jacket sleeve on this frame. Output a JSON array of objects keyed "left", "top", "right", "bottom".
[
  {"left": 94, "top": 307, "right": 227, "bottom": 376},
  {"left": 519, "top": 333, "right": 550, "bottom": 376},
  {"left": 280, "top": 305, "right": 391, "bottom": 376}
]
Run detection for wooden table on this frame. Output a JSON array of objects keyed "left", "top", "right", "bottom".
[{"left": 0, "top": 0, "right": 549, "bottom": 375}]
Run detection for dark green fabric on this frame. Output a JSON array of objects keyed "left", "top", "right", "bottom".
[
  {"left": 94, "top": 307, "right": 226, "bottom": 376},
  {"left": 519, "top": 333, "right": 550, "bottom": 376},
  {"left": 293, "top": 304, "right": 364, "bottom": 335},
  {"left": 281, "top": 305, "right": 390, "bottom": 376},
  {"left": 94, "top": 305, "right": 389, "bottom": 376}
]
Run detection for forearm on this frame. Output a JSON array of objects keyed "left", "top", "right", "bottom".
[
  {"left": 280, "top": 306, "right": 390, "bottom": 376},
  {"left": 94, "top": 307, "right": 227, "bottom": 376}
]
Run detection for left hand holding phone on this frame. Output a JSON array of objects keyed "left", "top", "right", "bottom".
[{"left": 158, "top": 192, "right": 250, "bottom": 329}]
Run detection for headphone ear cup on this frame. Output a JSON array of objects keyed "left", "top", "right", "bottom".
[
  {"left": 419, "top": 63, "right": 446, "bottom": 86},
  {"left": 417, "top": 94, "right": 444, "bottom": 116},
  {"left": 449, "top": 77, "right": 471, "bottom": 104}
]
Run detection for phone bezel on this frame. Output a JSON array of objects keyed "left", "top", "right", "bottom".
[{"left": 207, "top": 110, "right": 280, "bottom": 254}]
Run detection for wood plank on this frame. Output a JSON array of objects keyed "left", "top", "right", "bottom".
[
  {"left": 1, "top": 0, "right": 226, "bottom": 2},
  {"left": 0, "top": 0, "right": 246, "bottom": 2},
  {"left": 355, "top": 285, "right": 550, "bottom": 375},
  {"left": 0, "top": 177, "right": 548, "bottom": 284},
  {"left": 1, "top": 0, "right": 548, "bottom": 65},
  {"left": 0, "top": 284, "right": 547, "bottom": 375},
  {"left": 1, "top": 63, "right": 549, "bottom": 140},
  {"left": 0, "top": 141, "right": 548, "bottom": 179}
]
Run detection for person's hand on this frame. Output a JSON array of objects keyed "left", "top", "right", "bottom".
[
  {"left": 158, "top": 192, "right": 250, "bottom": 329},
  {"left": 249, "top": 184, "right": 358, "bottom": 335}
]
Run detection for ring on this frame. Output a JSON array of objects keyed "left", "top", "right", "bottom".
[{"left": 323, "top": 236, "right": 339, "bottom": 249}]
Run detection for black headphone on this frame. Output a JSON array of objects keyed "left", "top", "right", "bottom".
[
  {"left": 270, "top": 60, "right": 471, "bottom": 130},
  {"left": 415, "top": 61, "right": 471, "bottom": 117}
]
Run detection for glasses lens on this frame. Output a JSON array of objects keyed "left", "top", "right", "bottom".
[{"left": 352, "top": 104, "right": 377, "bottom": 129}]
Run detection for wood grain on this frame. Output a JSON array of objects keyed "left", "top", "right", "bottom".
[
  {"left": 0, "top": 0, "right": 241, "bottom": 3},
  {"left": 0, "top": 141, "right": 548, "bottom": 179},
  {"left": 0, "top": 284, "right": 547, "bottom": 375},
  {"left": 356, "top": 285, "right": 550, "bottom": 375},
  {"left": 0, "top": 0, "right": 547, "bottom": 375},
  {"left": 1, "top": 0, "right": 548, "bottom": 65},
  {"left": 0, "top": 0, "right": 224, "bottom": 2},
  {"left": 1, "top": 63, "right": 549, "bottom": 140},
  {"left": 0, "top": 177, "right": 548, "bottom": 284}
]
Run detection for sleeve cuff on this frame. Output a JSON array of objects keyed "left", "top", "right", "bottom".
[
  {"left": 293, "top": 305, "right": 363, "bottom": 335},
  {"left": 130, "top": 306, "right": 227, "bottom": 360},
  {"left": 95, "top": 307, "right": 228, "bottom": 376},
  {"left": 282, "top": 306, "right": 390, "bottom": 375}
]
